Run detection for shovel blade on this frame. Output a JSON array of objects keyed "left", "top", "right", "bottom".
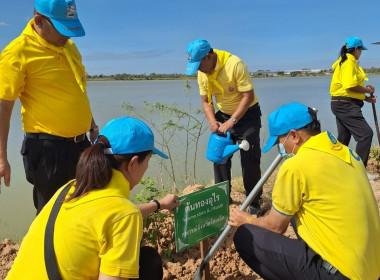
[{"left": 192, "top": 261, "right": 206, "bottom": 280}]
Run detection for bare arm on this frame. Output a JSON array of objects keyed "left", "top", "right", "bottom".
[
  {"left": 0, "top": 99, "right": 15, "bottom": 187},
  {"left": 136, "top": 194, "right": 180, "bottom": 218},
  {"left": 348, "top": 85, "right": 376, "bottom": 104},
  {"left": 88, "top": 117, "right": 99, "bottom": 144},
  {"left": 218, "top": 89, "right": 254, "bottom": 134},
  {"left": 348, "top": 85, "right": 374, "bottom": 94},
  {"left": 98, "top": 272, "right": 127, "bottom": 280},
  {"left": 229, "top": 206, "right": 292, "bottom": 235},
  {"left": 200, "top": 95, "right": 220, "bottom": 133}
]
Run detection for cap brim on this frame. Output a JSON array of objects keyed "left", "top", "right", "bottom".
[
  {"left": 185, "top": 61, "right": 200, "bottom": 75},
  {"left": 362, "top": 45, "right": 368, "bottom": 50},
  {"left": 50, "top": 18, "right": 85, "bottom": 37},
  {"left": 153, "top": 147, "right": 168, "bottom": 159},
  {"left": 262, "top": 135, "right": 278, "bottom": 153}
]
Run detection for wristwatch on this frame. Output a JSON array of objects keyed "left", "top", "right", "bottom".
[
  {"left": 230, "top": 117, "right": 237, "bottom": 124},
  {"left": 150, "top": 199, "right": 161, "bottom": 212}
]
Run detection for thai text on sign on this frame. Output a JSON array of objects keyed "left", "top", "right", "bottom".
[{"left": 174, "top": 181, "right": 229, "bottom": 253}]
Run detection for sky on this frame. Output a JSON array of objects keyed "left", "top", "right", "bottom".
[{"left": 1, "top": 0, "right": 380, "bottom": 75}]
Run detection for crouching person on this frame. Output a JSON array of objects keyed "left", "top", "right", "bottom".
[
  {"left": 228, "top": 102, "right": 380, "bottom": 280},
  {"left": 6, "top": 117, "right": 180, "bottom": 280}
]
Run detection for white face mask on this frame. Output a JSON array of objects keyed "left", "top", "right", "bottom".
[{"left": 277, "top": 132, "right": 296, "bottom": 159}]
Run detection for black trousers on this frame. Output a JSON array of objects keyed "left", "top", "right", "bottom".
[
  {"left": 136, "top": 246, "right": 163, "bottom": 280},
  {"left": 233, "top": 224, "right": 350, "bottom": 280},
  {"left": 21, "top": 136, "right": 91, "bottom": 215},
  {"left": 331, "top": 100, "right": 373, "bottom": 166},
  {"left": 214, "top": 104, "right": 262, "bottom": 207}
]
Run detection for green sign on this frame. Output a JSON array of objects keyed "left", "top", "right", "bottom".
[{"left": 174, "top": 181, "right": 229, "bottom": 253}]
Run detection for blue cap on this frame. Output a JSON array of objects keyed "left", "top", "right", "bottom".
[
  {"left": 98, "top": 117, "right": 168, "bottom": 159},
  {"left": 345, "top": 36, "right": 368, "bottom": 50},
  {"left": 35, "top": 0, "right": 85, "bottom": 37},
  {"left": 262, "top": 102, "right": 313, "bottom": 153},
  {"left": 185, "top": 39, "right": 211, "bottom": 75}
]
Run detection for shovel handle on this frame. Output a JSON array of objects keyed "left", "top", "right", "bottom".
[
  {"left": 370, "top": 93, "right": 380, "bottom": 146},
  {"left": 192, "top": 154, "right": 283, "bottom": 280}
]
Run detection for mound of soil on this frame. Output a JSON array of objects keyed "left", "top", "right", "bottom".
[
  {"left": 152, "top": 185, "right": 296, "bottom": 280},
  {"left": 1, "top": 169, "right": 379, "bottom": 280},
  {"left": 0, "top": 240, "right": 19, "bottom": 279}
]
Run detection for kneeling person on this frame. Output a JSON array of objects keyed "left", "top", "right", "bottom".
[
  {"left": 7, "top": 117, "right": 180, "bottom": 280},
  {"left": 229, "top": 102, "right": 380, "bottom": 280}
]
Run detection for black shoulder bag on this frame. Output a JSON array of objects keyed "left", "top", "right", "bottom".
[{"left": 44, "top": 183, "right": 72, "bottom": 280}]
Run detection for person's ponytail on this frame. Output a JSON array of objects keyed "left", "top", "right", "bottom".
[
  {"left": 339, "top": 44, "right": 355, "bottom": 66},
  {"left": 66, "top": 135, "right": 153, "bottom": 201},
  {"left": 339, "top": 45, "right": 348, "bottom": 66},
  {"left": 67, "top": 137, "right": 113, "bottom": 201}
]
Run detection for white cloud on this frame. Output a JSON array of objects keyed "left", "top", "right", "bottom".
[{"left": 0, "top": 22, "right": 9, "bottom": 26}]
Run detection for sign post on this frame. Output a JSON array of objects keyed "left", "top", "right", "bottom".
[
  {"left": 174, "top": 181, "right": 229, "bottom": 253},
  {"left": 200, "top": 239, "right": 210, "bottom": 280}
]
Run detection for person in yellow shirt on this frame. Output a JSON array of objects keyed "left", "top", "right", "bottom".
[
  {"left": 6, "top": 116, "right": 180, "bottom": 280},
  {"left": 330, "top": 36, "right": 376, "bottom": 167},
  {"left": 184, "top": 39, "right": 262, "bottom": 215},
  {"left": 229, "top": 102, "right": 380, "bottom": 280},
  {"left": 0, "top": 0, "right": 99, "bottom": 214}
]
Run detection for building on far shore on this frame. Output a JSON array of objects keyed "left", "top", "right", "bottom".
[
  {"left": 284, "top": 69, "right": 322, "bottom": 75},
  {"left": 251, "top": 69, "right": 332, "bottom": 77},
  {"left": 253, "top": 70, "right": 279, "bottom": 77}
]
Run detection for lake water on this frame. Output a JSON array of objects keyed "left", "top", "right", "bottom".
[{"left": 2, "top": 76, "right": 380, "bottom": 240}]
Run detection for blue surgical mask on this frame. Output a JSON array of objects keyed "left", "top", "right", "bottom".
[{"left": 277, "top": 133, "right": 295, "bottom": 159}]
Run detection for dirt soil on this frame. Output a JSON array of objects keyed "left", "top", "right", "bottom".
[{"left": 1, "top": 165, "right": 380, "bottom": 280}]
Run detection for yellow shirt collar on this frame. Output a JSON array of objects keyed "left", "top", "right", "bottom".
[
  {"left": 23, "top": 19, "right": 68, "bottom": 54},
  {"left": 23, "top": 19, "right": 85, "bottom": 92},
  {"left": 64, "top": 169, "right": 131, "bottom": 208},
  {"left": 298, "top": 132, "right": 352, "bottom": 164},
  {"left": 332, "top": 53, "right": 357, "bottom": 70}
]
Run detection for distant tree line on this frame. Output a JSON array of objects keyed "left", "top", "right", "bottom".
[
  {"left": 86, "top": 67, "right": 380, "bottom": 80},
  {"left": 86, "top": 73, "right": 193, "bottom": 80},
  {"left": 364, "top": 67, "right": 380, "bottom": 75},
  {"left": 252, "top": 67, "right": 380, "bottom": 78}
]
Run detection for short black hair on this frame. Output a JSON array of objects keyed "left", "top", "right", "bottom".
[{"left": 299, "top": 108, "right": 321, "bottom": 134}]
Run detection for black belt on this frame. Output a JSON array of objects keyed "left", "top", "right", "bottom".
[
  {"left": 321, "top": 260, "right": 349, "bottom": 279},
  {"left": 25, "top": 133, "right": 87, "bottom": 143}
]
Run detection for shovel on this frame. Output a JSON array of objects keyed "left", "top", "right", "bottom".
[
  {"left": 370, "top": 93, "right": 380, "bottom": 145},
  {"left": 192, "top": 154, "right": 283, "bottom": 280},
  {"left": 370, "top": 44, "right": 380, "bottom": 146}
]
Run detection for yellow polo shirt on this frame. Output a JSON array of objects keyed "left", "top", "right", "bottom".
[
  {"left": 6, "top": 169, "right": 143, "bottom": 280},
  {"left": 198, "top": 54, "right": 258, "bottom": 115},
  {"left": 330, "top": 53, "right": 368, "bottom": 100},
  {"left": 272, "top": 132, "right": 380, "bottom": 280},
  {"left": 0, "top": 19, "right": 92, "bottom": 137}
]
